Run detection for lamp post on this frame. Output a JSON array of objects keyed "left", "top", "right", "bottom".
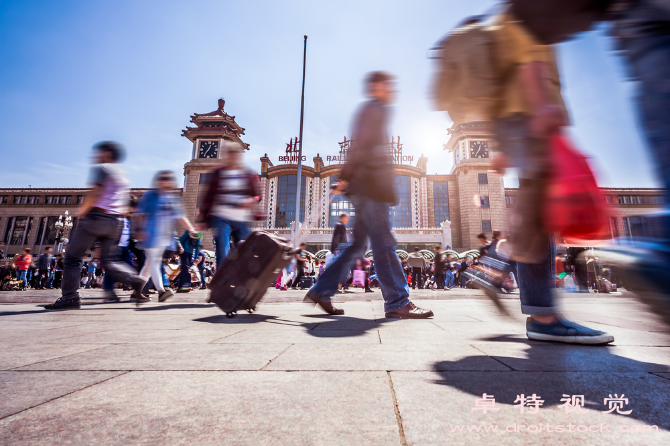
[{"left": 54, "top": 210, "right": 73, "bottom": 254}]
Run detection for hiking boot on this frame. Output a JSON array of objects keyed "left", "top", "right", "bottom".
[{"left": 44, "top": 297, "right": 81, "bottom": 310}]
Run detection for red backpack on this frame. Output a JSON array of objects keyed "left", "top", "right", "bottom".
[{"left": 543, "top": 133, "right": 610, "bottom": 244}]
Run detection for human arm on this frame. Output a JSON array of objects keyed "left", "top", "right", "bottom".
[
  {"left": 78, "top": 185, "right": 103, "bottom": 218},
  {"left": 520, "top": 61, "right": 566, "bottom": 138}
]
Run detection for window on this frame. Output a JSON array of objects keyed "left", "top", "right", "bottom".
[
  {"left": 27, "top": 195, "right": 39, "bottom": 204},
  {"left": 0, "top": 196, "right": 8, "bottom": 204},
  {"left": 618, "top": 196, "right": 625, "bottom": 204},
  {"left": 629, "top": 216, "right": 646, "bottom": 237},
  {"left": 43, "top": 216, "right": 59, "bottom": 245},
  {"left": 480, "top": 196, "right": 490, "bottom": 208},
  {"left": 35, "top": 217, "right": 46, "bottom": 245},
  {"left": 505, "top": 195, "right": 516, "bottom": 206},
  {"left": 478, "top": 173, "right": 488, "bottom": 184},
  {"left": 623, "top": 195, "right": 631, "bottom": 204},
  {"left": 622, "top": 217, "right": 631, "bottom": 238},
  {"left": 481, "top": 220, "right": 492, "bottom": 232},
  {"left": 609, "top": 217, "right": 619, "bottom": 238},
  {"left": 630, "top": 196, "right": 639, "bottom": 204},
  {"left": 433, "top": 181, "right": 449, "bottom": 227},
  {"left": 274, "top": 174, "right": 306, "bottom": 228},
  {"left": 45, "top": 196, "right": 56, "bottom": 204},
  {"left": 76, "top": 195, "right": 85, "bottom": 204},
  {"left": 59, "top": 195, "right": 72, "bottom": 204},
  {"left": 3, "top": 217, "right": 13, "bottom": 243},
  {"left": 199, "top": 173, "right": 212, "bottom": 184},
  {"left": 13, "top": 196, "right": 27, "bottom": 204},
  {"left": 389, "top": 175, "right": 412, "bottom": 228},
  {"left": 328, "top": 176, "right": 356, "bottom": 227},
  {"left": 605, "top": 195, "right": 613, "bottom": 204},
  {"left": 9, "top": 217, "right": 28, "bottom": 245}
]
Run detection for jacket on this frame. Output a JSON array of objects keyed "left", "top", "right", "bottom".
[
  {"left": 339, "top": 100, "right": 397, "bottom": 204},
  {"left": 179, "top": 231, "right": 202, "bottom": 257},
  {"left": 136, "top": 189, "right": 185, "bottom": 250},
  {"left": 37, "top": 253, "right": 52, "bottom": 270},
  {"left": 331, "top": 222, "right": 348, "bottom": 252},
  {"left": 407, "top": 253, "right": 426, "bottom": 269},
  {"left": 197, "top": 165, "right": 262, "bottom": 226}
]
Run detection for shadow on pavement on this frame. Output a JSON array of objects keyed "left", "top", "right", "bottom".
[
  {"left": 432, "top": 335, "right": 670, "bottom": 430},
  {"left": 134, "top": 303, "right": 217, "bottom": 311}
]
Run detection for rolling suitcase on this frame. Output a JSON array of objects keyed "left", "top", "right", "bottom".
[{"left": 209, "top": 191, "right": 333, "bottom": 317}]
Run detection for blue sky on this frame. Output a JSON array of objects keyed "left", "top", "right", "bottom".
[{"left": 0, "top": 0, "right": 659, "bottom": 189}]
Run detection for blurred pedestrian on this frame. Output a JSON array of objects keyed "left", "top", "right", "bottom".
[
  {"left": 44, "top": 141, "right": 146, "bottom": 310},
  {"left": 306, "top": 72, "right": 433, "bottom": 318},
  {"left": 14, "top": 248, "right": 31, "bottom": 291},
  {"left": 196, "top": 141, "right": 260, "bottom": 267},
  {"left": 36, "top": 247, "right": 53, "bottom": 289},
  {"left": 407, "top": 247, "right": 426, "bottom": 289},
  {"left": 136, "top": 170, "right": 197, "bottom": 302}
]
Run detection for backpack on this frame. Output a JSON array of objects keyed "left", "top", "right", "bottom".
[{"left": 431, "top": 15, "right": 502, "bottom": 124}]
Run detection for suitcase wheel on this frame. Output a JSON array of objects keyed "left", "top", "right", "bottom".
[{"left": 226, "top": 312, "right": 236, "bottom": 319}]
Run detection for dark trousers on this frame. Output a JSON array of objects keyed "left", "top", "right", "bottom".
[
  {"left": 178, "top": 252, "right": 193, "bottom": 288},
  {"left": 292, "top": 269, "right": 305, "bottom": 288},
  {"left": 39, "top": 269, "right": 49, "bottom": 288},
  {"left": 61, "top": 210, "right": 140, "bottom": 300},
  {"left": 434, "top": 272, "right": 445, "bottom": 289},
  {"left": 53, "top": 271, "right": 62, "bottom": 288},
  {"left": 411, "top": 267, "right": 423, "bottom": 289}
]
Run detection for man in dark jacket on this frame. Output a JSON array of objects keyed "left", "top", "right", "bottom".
[
  {"left": 36, "top": 247, "right": 53, "bottom": 289},
  {"left": 331, "top": 213, "right": 349, "bottom": 254},
  {"left": 305, "top": 71, "right": 433, "bottom": 319}
]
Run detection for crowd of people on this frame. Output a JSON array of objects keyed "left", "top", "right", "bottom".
[{"left": 3, "top": 0, "right": 670, "bottom": 346}]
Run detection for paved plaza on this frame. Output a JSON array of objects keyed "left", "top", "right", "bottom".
[{"left": 1, "top": 287, "right": 669, "bottom": 445}]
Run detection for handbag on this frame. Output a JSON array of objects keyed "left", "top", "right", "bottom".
[{"left": 543, "top": 132, "right": 609, "bottom": 244}]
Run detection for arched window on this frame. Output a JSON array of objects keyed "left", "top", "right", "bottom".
[
  {"left": 328, "top": 176, "right": 355, "bottom": 228},
  {"left": 274, "top": 174, "right": 306, "bottom": 228},
  {"left": 390, "top": 175, "right": 411, "bottom": 228}
]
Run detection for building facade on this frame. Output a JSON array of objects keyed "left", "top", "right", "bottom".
[{"left": 0, "top": 101, "right": 665, "bottom": 257}]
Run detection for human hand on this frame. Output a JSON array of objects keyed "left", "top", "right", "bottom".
[{"left": 333, "top": 180, "right": 348, "bottom": 195}]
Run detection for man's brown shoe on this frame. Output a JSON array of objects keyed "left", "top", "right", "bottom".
[
  {"left": 385, "top": 302, "right": 433, "bottom": 319},
  {"left": 304, "top": 292, "right": 345, "bottom": 315}
]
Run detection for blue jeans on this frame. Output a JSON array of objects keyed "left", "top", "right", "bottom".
[
  {"left": 17, "top": 270, "right": 27, "bottom": 288},
  {"left": 103, "top": 246, "right": 134, "bottom": 292},
  {"left": 622, "top": 35, "right": 670, "bottom": 245},
  {"left": 496, "top": 117, "right": 557, "bottom": 316},
  {"left": 445, "top": 270, "right": 455, "bottom": 288},
  {"left": 309, "top": 195, "right": 410, "bottom": 312},
  {"left": 212, "top": 216, "right": 251, "bottom": 267}
]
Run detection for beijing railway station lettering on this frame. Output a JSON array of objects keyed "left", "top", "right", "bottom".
[{"left": 323, "top": 136, "right": 413, "bottom": 165}]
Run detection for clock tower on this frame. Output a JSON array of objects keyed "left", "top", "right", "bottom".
[
  {"left": 443, "top": 121, "right": 507, "bottom": 247},
  {"left": 181, "top": 99, "right": 248, "bottom": 241}
]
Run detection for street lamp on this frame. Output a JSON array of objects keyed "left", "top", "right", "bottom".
[{"left": 54, "top": 210, "right": 73, "bottom": 254}]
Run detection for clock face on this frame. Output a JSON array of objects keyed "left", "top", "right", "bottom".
[
  {"left": 469, "top": 141, "right": 489, "bottom": 159},
  {"left": 198, "top": 141, "right": 219, "bottom": 159}
]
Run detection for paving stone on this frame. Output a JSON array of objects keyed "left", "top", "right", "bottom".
[
  {"left": 264, "top": 344, "right": 509, "bottom": 371},
  {"left": 16, "top": 343, "right": 293, "bottom": 371},
  {"left": 0, "top": 371, "right": 400, "bottom": 445},
  {"left": 44, "top": 328, "right": 245, "bottom": 344},
  {"left": 215, "top": 328, "right": 382, "bottom": 344},
  {"left": 0, "top": 344, "right": 110, "bottom": 371},
  {"left": 0, "top": 371, "right": 124, "bottom": 418},
  {"left": 472, "top": 341, "right": 670, "bottom": 372},
  {"left": 391, "top": 371, "right": 670, "bottom": 445}
]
